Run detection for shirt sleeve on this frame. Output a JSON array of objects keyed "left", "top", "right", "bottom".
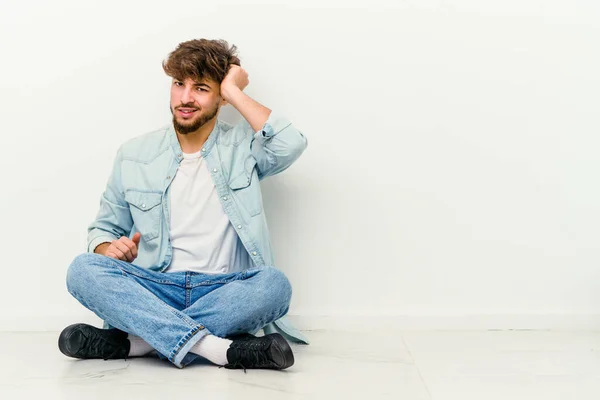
[{"left": 250, "top": 110, "right": 308, "bottom": 180}]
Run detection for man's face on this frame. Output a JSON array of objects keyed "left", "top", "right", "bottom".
[{"left": 170, "top": 77, "right": 223, "bottom": 134}]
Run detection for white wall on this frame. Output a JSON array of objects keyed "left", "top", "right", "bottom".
[{"left": 0, "top": 0, "right": 599, "bottom": 331}]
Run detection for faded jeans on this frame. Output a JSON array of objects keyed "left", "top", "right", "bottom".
[{"left": 65, "top": 253, "right": 292, "bottom": 368}]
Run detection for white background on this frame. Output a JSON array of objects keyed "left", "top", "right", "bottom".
[{"left": 0, "top": 0, "right": 598, "bottom": 331}]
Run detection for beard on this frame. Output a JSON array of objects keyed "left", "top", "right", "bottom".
[{"left": 171, "top": 103, "right": 220, "bottom": 135}]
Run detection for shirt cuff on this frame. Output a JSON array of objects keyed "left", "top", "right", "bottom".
[
  {"left": 253, "top": 110, "right": 292, "bottom": 140},
  {"left": 87, "top": 235, "right": 117, "bottom": 253}
]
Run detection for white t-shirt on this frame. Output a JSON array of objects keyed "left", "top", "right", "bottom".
[{"left": 164, "top": 149, "right": 246, "bottom": 274}]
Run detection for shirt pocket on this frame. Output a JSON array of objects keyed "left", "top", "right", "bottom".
[
  {"left": 228, "top": 155, "right": 263, "bottom": 217},
  {"left": 124, "top": 190, "right": 163, "bottom": 241}
]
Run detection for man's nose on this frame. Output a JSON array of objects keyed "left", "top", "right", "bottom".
[{"left": 180, "top": 87, "right": 193, "bottom": 105}]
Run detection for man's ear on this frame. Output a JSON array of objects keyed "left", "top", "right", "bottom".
[{"left": 220, "top": 97, "right": 229, "bottom": 107}]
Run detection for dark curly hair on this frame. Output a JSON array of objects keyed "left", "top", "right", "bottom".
[{"left": 162, "top": 38, "right": 241, "bottom": 84}]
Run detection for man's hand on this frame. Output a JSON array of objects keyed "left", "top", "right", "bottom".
[
  {"left": 99, "top": 232, "right": 141, "bottom": 262},
  {"left": 220, "top": 64, "right": 249, "bottom": 102},
  {"left": 218, "top": 64, "right": 271, "bottom": 132}
]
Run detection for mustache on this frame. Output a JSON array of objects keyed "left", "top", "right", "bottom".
[{"left": 175, "top": 104, "right": 198, "bottom": 110}]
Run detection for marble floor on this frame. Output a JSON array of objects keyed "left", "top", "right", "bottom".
[{"left": 2, "top": 329, "right": 600, "bottom": 399}]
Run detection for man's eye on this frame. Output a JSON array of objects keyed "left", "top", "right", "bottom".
[{"left": 198, "top": 88, "right": 208, "bottom": 92}]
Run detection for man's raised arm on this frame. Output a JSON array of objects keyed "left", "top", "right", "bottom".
[{"left": 221, "top": 65, "right": 308, "bottom": 180}]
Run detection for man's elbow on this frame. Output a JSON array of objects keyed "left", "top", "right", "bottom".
[
  {"left": 254, "top": 126, "right": 308, "bottom": 179},
  {"left": 285, "top": 129, "right": 308, "bottom": 161}
]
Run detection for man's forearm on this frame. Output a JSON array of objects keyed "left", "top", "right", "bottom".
[{"left": 222, "top": 87, "right": 271, "bottom": 132}]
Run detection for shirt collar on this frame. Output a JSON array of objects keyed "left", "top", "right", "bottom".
[{"left": 167, "top": 119, "right": 221, "bottom": 163}]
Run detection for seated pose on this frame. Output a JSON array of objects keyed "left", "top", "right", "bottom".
[{"left": 58, "top": 38, "right": 309, "bottom": 371}]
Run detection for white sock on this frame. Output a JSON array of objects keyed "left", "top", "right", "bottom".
[
  {"left": 127, "top": 334, "right": 155, "bottom": 357},
  {"left": 189, "top": 334, "right": 233, "bottom": 366}
]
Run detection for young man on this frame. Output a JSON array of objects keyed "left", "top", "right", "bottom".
[{"left": 58, "top": 39, "right": 309, "bottom": 371}]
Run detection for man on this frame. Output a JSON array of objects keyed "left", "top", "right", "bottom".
[{"left": 58, "top": 39, "right": 309, "bottom": 371}]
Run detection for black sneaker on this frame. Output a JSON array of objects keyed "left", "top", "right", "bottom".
[
  {"left": 224, "top": 333, "right": 294, "bottom": 372},
  {"left": 58, "top": 323, "right": 130, "bottom": 360},
  {"left": 225, "top": 332, "right": 256, "bottom": 340}
]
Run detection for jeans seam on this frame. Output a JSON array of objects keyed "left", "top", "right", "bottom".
[
  {"left": 169, "top": 308, "right": 200, "bottom": 329},
  {"left": 189, "top": 268, "right": 262, "bottom": 288},
  {"left": 119, "top": 268, "right": 180, "bottom": 285},
  {"left": 169, "top": 324, "right": 205, "bottom": 364},
  {"left": 99, "top": 255, "right": 180, "bottom": 285}
]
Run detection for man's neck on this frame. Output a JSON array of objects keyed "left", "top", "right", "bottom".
[{"left": 175, "top": 117, "right": 218, "bottom": 154}]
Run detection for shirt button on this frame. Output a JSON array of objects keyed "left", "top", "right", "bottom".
[
  {"left": 222, "top": 196, "right": 228, "bottom": 201},
  {"left": 202, "top": 148, "right": 206, "bottom": 152},
  {"left": 212, "top": 168, "right": 217, "bottom": 173},
  {"left": 141, "top": 203, "right": 146, "bottom": 208},
  {"left": 251, "top": 251, "right": 257, "bottom": 256},
  {"left": 178, "top": 153, "right": 182, "bottom": 157},
  {"left": 237, "top": 225, "right": 242, "bottom": 229},
  {"left": 166, "top": 176, "right": 170, "bottom": 180}
]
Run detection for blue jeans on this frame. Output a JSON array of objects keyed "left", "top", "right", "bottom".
[{"left": 66, "top": 253, "right": 292, "bottom": 368}]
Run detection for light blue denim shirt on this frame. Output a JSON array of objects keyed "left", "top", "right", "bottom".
[{"left": 86, "top": 110, "right": 309, "bottom": 344}]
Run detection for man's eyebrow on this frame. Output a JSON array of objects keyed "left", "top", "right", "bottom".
[{"left": 174, "top": 78, "right": 212, "bottom": 89}]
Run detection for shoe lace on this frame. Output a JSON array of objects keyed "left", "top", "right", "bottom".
[
  {"left": 224, "top": 340, "right": 271, "bottom": 372},
  {"left": 79, "top": 331, "right": 124, "bottom": 361},
  {"left": 220, "top": 361, "right": 248, "bottom": 373}
]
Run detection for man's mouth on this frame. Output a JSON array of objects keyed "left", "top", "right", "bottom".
[{"left": 178, "top": 108, "right": 197, "bottom": 117}]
